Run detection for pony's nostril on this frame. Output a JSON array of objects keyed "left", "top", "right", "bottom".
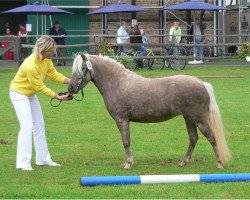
[{"left": 68, "top": 85, "right": 73, "bottom": 93}]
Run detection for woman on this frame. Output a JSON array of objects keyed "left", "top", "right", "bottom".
[
  {"left": 10, "top": 35, "right": 71, "bottom": 171},
  {"left": 129, "top": 23, "right": 147, "bottom": 68},
  {"left": 116, "top": 21, "right": 129, "bottom": 54}
]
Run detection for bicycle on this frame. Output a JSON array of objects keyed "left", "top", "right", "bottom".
[
  {"left": 126, "top": 48, "right": 155, "bottom": 70},
  {"left": 161, "top": 45, "right": 187, "bottom": 70},
  {"left": 181, "top": 36, "right": 212, "bottom": 58}
]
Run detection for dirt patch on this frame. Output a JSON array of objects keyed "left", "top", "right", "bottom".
[{"left": 0, "top": 139, "right": 9, "bottom": 144}]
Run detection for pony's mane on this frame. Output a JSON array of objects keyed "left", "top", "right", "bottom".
[
  {"left": 72, "top": 52, "right": 90, "bottom": 76},
  {"left": 97, "top": 54, "right": 136, "bottom": 76},
  {"left": 72, "top": 52, "right": 136, "bottom": 78}
]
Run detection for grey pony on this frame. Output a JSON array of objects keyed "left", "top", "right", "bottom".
[{"left": 68, "top": 53, "right": 231, "bottom": 169}]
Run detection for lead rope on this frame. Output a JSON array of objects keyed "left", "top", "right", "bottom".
[
  {"left": 50, "top": 54, "right": 92, "bottom": 107},
  {"left": 50, "top": 89, "right": 84, "bottom": 107}
]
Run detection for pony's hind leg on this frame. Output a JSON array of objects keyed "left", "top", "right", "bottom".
[
  {"left": 179, "top": 117, "right": 198, "bottom": 167},
  {"left": 197, "top": 122, "right": 224, "bottom": 169},
  {"left": 115, "top": 119, "right": 134, "bottom": 169}
]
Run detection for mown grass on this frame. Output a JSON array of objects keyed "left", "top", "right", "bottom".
[{"left": 0, "top": 65, "right": 250, "bottom": 199}]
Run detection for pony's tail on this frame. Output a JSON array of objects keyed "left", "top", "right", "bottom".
[{"left": 203, "top": 82, "right": 232, "bottom": 164}]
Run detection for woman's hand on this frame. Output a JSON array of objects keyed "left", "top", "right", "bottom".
[
  {"left": 54, "top": 92, "right": 72, "bottom": 100},
  {"left": 64, "top": 78, "right": 71, "bottom": 84}
]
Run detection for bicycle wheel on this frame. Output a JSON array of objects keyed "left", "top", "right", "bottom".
[
  {"left": 169, "top": 58, "right": 186, "bottom": 70},
  {"left": 169, "top": 47, "right": 186, "bottom": 70},
  {"left": 160, "top": 59, "right": 170, "bottom": 70},
  {"left": 144, "top": 58, "right": 154, "bottom": 69},
  {"left": 160, "top": 47, "right": 172, "bottom": 70}
]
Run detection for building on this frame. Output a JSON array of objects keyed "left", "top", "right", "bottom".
[{"left": 1, "top": 0, "right": 247, "bottom": 55}]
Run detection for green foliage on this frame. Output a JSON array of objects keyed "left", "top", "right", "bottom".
[
  {"left": 239, "top": 42, "right": 250, "bottom": 58},
  {"left": 98, "top": 39, "right": 115, "bottom": 57},
  {"left": 114, "top": 52, "right": 133, "bottom": 67},
  {"left": 1, "top": 66, "right": 250, "bottom": 199},
  {"left": 98, "top": 39, "right": 133, "bottom": 68}
]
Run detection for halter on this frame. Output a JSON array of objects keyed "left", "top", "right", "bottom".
[
  {"left": 75, "top": 54, "right": 93, "bottom": 92},
  {"left": 50, "top": 54, "right": 93, "bottom": 107}
]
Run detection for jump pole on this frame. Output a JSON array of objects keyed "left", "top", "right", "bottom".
[{"left": 80, "top": 173, "right": 250, "bottom": 186}]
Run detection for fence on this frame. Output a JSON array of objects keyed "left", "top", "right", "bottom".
[
  {"left": 0, "top": 34, "right": 247, "bottom": 67},
  {"left": 0, "top": 36, "right": 21, "bottom": 67}
]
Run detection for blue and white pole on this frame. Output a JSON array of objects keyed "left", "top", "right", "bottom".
[{"left": 80, "top": 173, "right": 250, "bottom": 186}]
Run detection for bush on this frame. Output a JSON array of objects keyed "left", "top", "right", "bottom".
[
  {"left": 98, "top": 39, "right": 115, "bottom": 57},
  {"left": 98, "top": 39, "right": 133, "bottom": 68},
  {"left": 114, "top": 52, "right": 133, "bottom": 67},
  {"left": 239, "top": 42, "right": 250, "bottom": 58}
]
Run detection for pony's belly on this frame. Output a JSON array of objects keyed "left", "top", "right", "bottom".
[{"left": 129, "top": 112, "right": 178, "bottom": 123}]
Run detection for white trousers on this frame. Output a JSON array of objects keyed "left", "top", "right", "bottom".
[{"left": 10, "top": 90, "right": 53, "bottom": 169}]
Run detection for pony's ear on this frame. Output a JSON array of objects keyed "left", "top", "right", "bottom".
[
  {"left": 80, "top": 53, "right": 92, "bottom": 70},
  {"left": 80, "top": 53, "right": 87, "bottom": 62}
]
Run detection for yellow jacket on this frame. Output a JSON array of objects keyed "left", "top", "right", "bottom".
[{"left": 10, "top": 52, "right": 67, "bottom": 98}]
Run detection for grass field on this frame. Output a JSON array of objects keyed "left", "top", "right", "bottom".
[{"left": 0, "top": 65, "right": 249, "bottom": 199}]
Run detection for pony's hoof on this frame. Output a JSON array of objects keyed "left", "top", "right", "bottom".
[
  {"left": 217, "top": 163, "right": 224, "bottom": 169},
  {"left": 123, "top": 161, "right": 133, "bottom": 169},
  {"left": 178, "top": 161, "right": 187, "bottom": 167}
]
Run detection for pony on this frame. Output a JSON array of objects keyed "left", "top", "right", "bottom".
[{"left": 68, "top": 53, "right": 231, "bottom": 169}]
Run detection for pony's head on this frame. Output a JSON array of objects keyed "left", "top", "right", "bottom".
[{"left": 68, "top": 53, "right": 93, "bottom": 94}]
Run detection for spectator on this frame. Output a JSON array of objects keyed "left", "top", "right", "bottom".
[
  {"left": 140, "top": 29, "right": 149, "bottom": 45},
  {"left": 49, "top": 21, "right": 67, "bottom": 66},
  {"left": 189, "top": 18, "right": 206, "bottom": 63},
  {"left": 116, "top": 21, "right": 129, "bottom": 54},
  {"left": 18, "top": 23, "right": 28, "bottom": 59},
  {"left": 129, "top": 23, "right": 147, "bottom": 68},
  {"left": 2, "top": 28, "right": 14, "bottom": 60},
  {"left": 9, "top": 35, "right": 71, "bottom": 171},
  {"left": 168, "top": 22, "right": 182, "bottom": 55},
  {"left": 2, "top": 21, "right": 11, "bottom": 34},
  {"left": 169, "top": 21, "right": 182, "bottom": 44}
]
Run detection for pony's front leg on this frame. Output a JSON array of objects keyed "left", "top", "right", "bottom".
[{"left": 115, "top": 119, "right": 134, "bottom": 169}]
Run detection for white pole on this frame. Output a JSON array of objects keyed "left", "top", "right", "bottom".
[{"left": 141, "top": 175, "right": 200, "bottom": 184}]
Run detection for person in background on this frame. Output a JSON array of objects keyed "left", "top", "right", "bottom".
[
  {"left": 18, "top": 23, "right": 28, "bottom": 59},
  {"left": 129, "top": 23, "right": 147, "bottom": 68},
  {"left": 2, "top": 21, "right": 11, "bottom": 34},
  {"left": 116, "top": 21, "right": 129, "bottom": 54},
  {"left": 168, "top": 21, "right": 182, "bottom": 55},
  {"left": 2, "top": 28, "right": 14, "bottom": 60},
  {"left": 169, "top": 21, "right": 182, "bottom": 43},
  {"left": 140, "top": 29, "right": 148, "bottom": 45},
  {"left": 9, "top": 35, "right": 71, "bottom": 171},
  {"left": 49, "top": 21, "right": 67, "bottom": 66},
  {"left": 189, "top": 18, "right": 206, "bottom": 63}
]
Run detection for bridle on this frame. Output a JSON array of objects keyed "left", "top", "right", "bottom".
[
  {"left": 50, "top": 55, "right": 93, "bottom": 107},
  {"left": 75, "top": 56, "right": 93, "bottom": 93}
]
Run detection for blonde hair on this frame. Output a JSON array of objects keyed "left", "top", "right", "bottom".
[{"left": 33, "top": 35, "right": 56, "bottom": 60}]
